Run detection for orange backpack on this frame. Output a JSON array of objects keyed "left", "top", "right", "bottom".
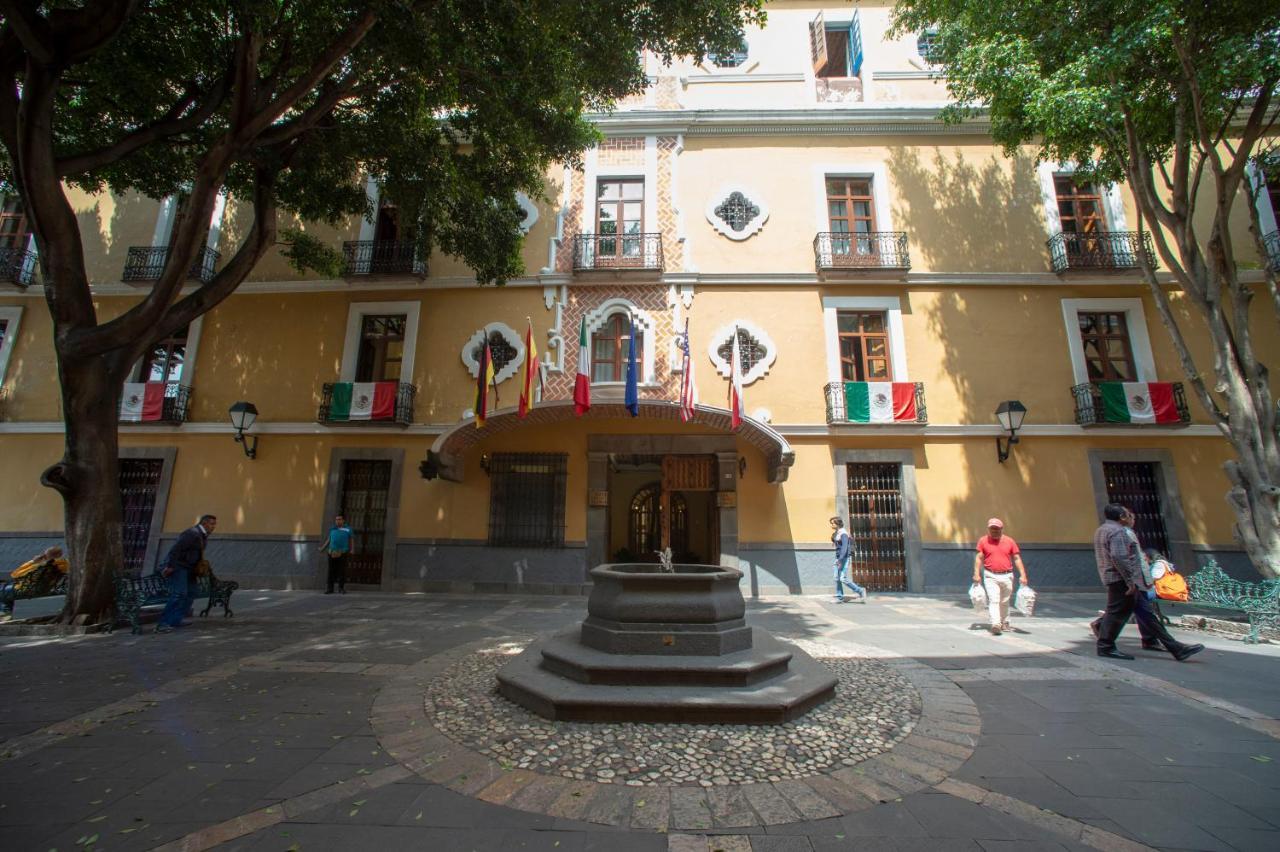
[{"left": 1155, "top": 570, "right": 1189, "bottom": 602}]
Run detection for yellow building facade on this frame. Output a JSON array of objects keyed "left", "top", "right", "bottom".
[{"left": 2, "top": 1, "right": 1278, "bottom": 594}]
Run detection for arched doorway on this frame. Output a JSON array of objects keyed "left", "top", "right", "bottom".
[{"left": 629, "top": 481, "right": 687, "bottom": 561}]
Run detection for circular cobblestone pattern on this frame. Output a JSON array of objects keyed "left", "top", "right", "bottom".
[{"left": 423, "top": 640, "right": 922, "bottom": 787}]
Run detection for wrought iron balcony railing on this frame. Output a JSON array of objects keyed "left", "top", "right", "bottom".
[
  {"left": 813, "top": 232, "right": 911, "bottom": 271},
  {"left": 117, "top": 382, "right": 192, "bottom": 425},
  {"left": 824, "top": 381, "right": 927, "bottom": 425},
  {"left": 1047, "top": 231, "right": 1153, "bottom": 273},
  {"left": 342, "top": 240, "right": 425, "bottom": 276},
  {"left": 318, "top": 381, "right": 416, "bottom": 426},
  {"left": 573, "top": 233, "right": 664, "bottom": 271},
  {"left": 1263, "top": 231, "right": 1280, "bottom": 274},
  {"left": 1071, "top": 382, "right": 1190, "bottom": 426},
  {"left": 0, "top": 246, "right": 37, "bottom": 287},
  {"left": 122, "top": 245, "right": 220, "bottom": 284}
]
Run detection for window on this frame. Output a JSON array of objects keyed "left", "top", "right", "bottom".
[
  {"left": 595, "top": 179, "right": 644, "bottom": 261},
  {"left": 838, "top": 311, "right": 893, "bottom": 381},
  {"left": 707, "top": 37, "right": 748, "bottom": 68},
  {"left": 591, "top": 313, "right": 642, "bottom": 383},
  {"left": 827, "top": 178, "right": 876, "bottom": 234},
  {"left": 716, "top": 328, "right": 768, "bottom": 375},
  {"left": 916, "top": 29, "right": 941, "bottom": 64},
  {"left": 470, "top": 330, "right": 519, "bottom": 376},
  {"left": 1077, "top": 311, "right": 1137, "bottom": 382},
  {"left": 373, "top": 198, "right": 399, "bottom": 243},
  {"left": 488, "top": 453, "right": 568, "bottom": 548},
  {"left": 0, "top": 306, "right": 22, "bottom": 385},
  {"left": 355, "top": 314, "right": 407, "bottom": 382},
  {"left": 0, "top": 195, "right": 29, "bottom": 250},
  {"left": 810, "top": 12, "right": 863, "bottom": 79},
  {"left": 1054, "top": 176, "right": 1104, "bottom": 234},
  {"left": 136, "top": 325, "right": 189, "bottom": 384}
]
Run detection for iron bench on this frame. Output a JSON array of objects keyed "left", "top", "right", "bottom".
[
  {"left": 0, "top": 564, "right": 68, "bottom": 618},
  {"left": 1161, "top": 560, "right": 1279, "bottom": 644},
  {"left": 112, "top": 572, "right": 239, "bottom": 634}
]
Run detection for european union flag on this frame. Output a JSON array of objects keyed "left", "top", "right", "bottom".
[{"left": 624, "top": 313, "right": 639, "bottom": 416}]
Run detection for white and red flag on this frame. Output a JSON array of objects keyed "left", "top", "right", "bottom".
[
  {"left": 120, "top": 382, "right": 165, "bottom": 422},
  {"left": 573, "top": 316, "right": 591, "bottom": 416},
  {"left": 728, "top": 326, "right": 745, "bottom": 430},
  {"left": 678, "top": 319, "right": 697, "bottom": 422}
]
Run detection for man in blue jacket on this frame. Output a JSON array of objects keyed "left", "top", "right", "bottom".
[
  {"left": 830, "top": 516, "right": 867, "bottom": 603},
  {"left": 156, "top": 514, "right": 216, "bottom": 633}
]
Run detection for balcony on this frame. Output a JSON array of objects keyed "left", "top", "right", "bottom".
[
  {"left": 1071, "top": 382, "right": 1190, "bottom": 426},
  {"left": 813, "top": 232, "right": 910, "bottom": 273},
  {"left": 319, "top": 381, "right": 416, "bottom": 426},
  {"left": 572, "top": 233, "right": 664, "bottom": 273},
  {"left": 1263, "top": 231, "right": 1280, "bottom": 273},
  {"left": 122, "top": 245, "right": 220, "bottom": 284},
  {"left": 1047, "top": 231, "right": 1153, "bottom": 273},
  {"left": 118, "top": 382, "right": 191, "bottom": 425},
  {"left": 342, "top": 240, "right": 425, "bottom": 276},
  {"left": 825, "top": 381, "right": 927, "bottom": 425},
  {"left": 815, "top": 77, "right": 863, "bottom": 104},
  {"left": 0, "top": 246, "right": 37, "bottom": 287}
]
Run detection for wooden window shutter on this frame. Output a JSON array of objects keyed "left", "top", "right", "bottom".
[
  {"left": 848, "top": 13, "right": 863, "bottom": 77},
  {"left": 809, "top": 11, "right": 828, "bottom": 73}
]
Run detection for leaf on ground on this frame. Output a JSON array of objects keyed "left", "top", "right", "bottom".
[
  {"left": 88, "top": 815, "right": 107, "bottom": 823},
  {"left": 1251, "top": 755, "right": 1273, "bottom": 762},
  {"left": 120, "top": 828, "right": 136, "bottom": 834},
  {"left": 246, "top": 757, "right": 256, "bottom": 764},
  {"left": 348, "top": 808, "right": 359, "bottom": 817},
  {"left": 353, "top": 800, "right": 367, "bottom": 806},
  {"left": 89, "top": 800, "right": 102, "bottom": 805},
  {"left": 84, "top": 834, "right": 99, "bottom": 845},
  {"left": 356, "top": 768, "right": 370, "bottom": 775},
  {"left": 636, "top": 800, "right": 645, "bottom": 808},
  {"left": 287, "top": 844, "right": 300, "bottom": 851},
  {"left": 74, "top": 777, "right": 88, "bottom": 782},
  {"left": 265, "top": 807, "right": 278, "bottom": 814},
  {"left": 415, "top": 812, "right": 422, "bottom": 820}
]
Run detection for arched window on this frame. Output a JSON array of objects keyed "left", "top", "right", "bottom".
[
  {"left": 591, "top": 313, "right": 643, "bottom": 383},
  {"left": 628, "top": 482, "right": 687, "bottom": 561}
]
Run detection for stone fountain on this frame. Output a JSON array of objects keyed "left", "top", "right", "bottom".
[{"left": 497, "top": 554, "right": 836, "bottom": 724}]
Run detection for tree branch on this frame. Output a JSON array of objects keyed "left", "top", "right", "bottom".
[{"left": 0, "top": 0, "right": 55, "bottom": 65}]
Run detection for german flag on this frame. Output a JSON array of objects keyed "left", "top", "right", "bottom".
[{"left": 474, "top": 339, "right": 496, "bottom": 427}]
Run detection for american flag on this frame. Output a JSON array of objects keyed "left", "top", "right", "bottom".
[{"left": 677, "top": 318, "right": 696, "bottom": 422}]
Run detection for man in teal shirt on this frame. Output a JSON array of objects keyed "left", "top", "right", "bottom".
[{"left": 325, "top": 514, "right": 353, "bottom": 594}]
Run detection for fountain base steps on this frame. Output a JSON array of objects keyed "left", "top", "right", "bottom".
[
  {"left": 497, "top": 629, "right": 838, "bottom": 724},
  {"left": 540, "top": 626, "right": 795, "bottom": 686}
]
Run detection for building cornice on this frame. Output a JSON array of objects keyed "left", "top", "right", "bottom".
[
  {"left": 585, "top": 106, "right": 986, "bottom": 137},
  {"left": 0, "top": 421, "right": 1227, "bottom": 439},
  {"left": 6, "top": 269, "right": 1262, "bottom": 299}
]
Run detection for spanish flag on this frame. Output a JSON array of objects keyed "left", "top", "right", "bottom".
[
  {"left": 474, "top": 339, "right": 496, "bottom": 427},
  {"left": 518, "top": 319, "right": 540, "bottom": 418}
]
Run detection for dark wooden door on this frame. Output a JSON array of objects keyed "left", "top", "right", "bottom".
[
  {"left": 120, "top": 459, "right": 164, "bottom": 576},
  {"left": 339, "top": 460, "right": 392, "bottom": 585},
  {"left": 1103, "top": 461, "right": 1170, "bottom": 556},
  {"left": 846, "top": 463, "right": 907, "bottom": 591}
]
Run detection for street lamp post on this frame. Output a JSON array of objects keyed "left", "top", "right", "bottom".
[{"left": 228, "top": 401, "right": 259, "bottom": 460}]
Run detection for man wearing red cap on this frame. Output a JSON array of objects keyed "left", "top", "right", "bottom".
[{"left": 973, "top": 518, "right": 1028, "bottom": 635}]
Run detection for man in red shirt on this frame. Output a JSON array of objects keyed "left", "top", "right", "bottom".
[{"left": 973, "top": 518, "right": 1029, "bottom": 635}]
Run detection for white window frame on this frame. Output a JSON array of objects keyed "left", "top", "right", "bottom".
[
  {"left": 581, "top": 137, "right": 658, "bottom": 244},
  {"left": 821, "top": 296, "right": 908, "bottom": 384},
  {"left": 1037, "top": 162, "right": 1127, "bottom": 236},
  {"left": 584, "top": 298, "right": 657, "bottom": 386},
  {"left": 339, "top": 300, "right": 421, "bottom": 383},
  {"left": 812, "top": 163, "right": 893, "bottom": 235},
  {"left": 129, "top": 315, "right": 205, "bottom": 388},
  {"left": 152, "top": 191, "right": 228, "bottom": 252},
  {"left": 1247, "top": 161, "right": 1280, "bottom": 236},
  {"left": 1060, "top": 297, "right": 1157, "bottom": 385},
  {"left": 0, "top": 305, "right": 23, "bottom": 385}
]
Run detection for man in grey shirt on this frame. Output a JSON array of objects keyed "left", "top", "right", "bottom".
[{"left": 1093, "top": 503, "right": 1145, "bottom": 659}]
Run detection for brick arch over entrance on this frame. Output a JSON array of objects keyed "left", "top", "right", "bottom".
[{"left": 424, "top": 400, "right": 795, "bottom": 484}]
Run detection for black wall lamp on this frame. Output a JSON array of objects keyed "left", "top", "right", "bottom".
[
  {"left": 995, "top": 400, "right": 1027, "bottom": 463},
  {"left": 479, "top": 453, "right": 490, "bottom": 475},
  {"left": 228, "top": 401, "right": 259, "bottom": 460}
]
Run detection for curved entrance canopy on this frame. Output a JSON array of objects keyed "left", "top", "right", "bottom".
[{"left": 423, "top": 400, "right": 795, "bottom": 484}]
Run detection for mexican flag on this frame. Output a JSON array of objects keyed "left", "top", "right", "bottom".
[
  {"left": 573, "top": 316, "right": 590, "bottom": 416},
  {"left": 844, "top": 382, "right": 917, "bottom": 422},
  {"left": 1098, "top": 382, "right": 1180, "bottom": 424},
  {"left": 120, "top": 382, "right": 165, "bottom": 422},
  {"left": 329, "top": 382, "right": 397, "bottom": 421}
]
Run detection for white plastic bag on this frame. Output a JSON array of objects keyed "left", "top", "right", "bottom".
[
  {"left": 1014, "top": 584, "right": 1037, "bottom": 617},
  {"left": 968, "top": 582, "right": 987, "bottom": 612}
]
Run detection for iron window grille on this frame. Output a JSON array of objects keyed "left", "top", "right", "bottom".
[
  {"left": 1070, "top": 382, "right": 1190, "bottom": 426},
  {"left": 471, "top": 330, "right": 519, "bottom": 375},
  {"left": 487, "top": 453, "right": 568, "bottom": 548},
  {"left": 916, "top": 29, "right": 941, "bottom": 64},
  {"left": 716, "top": 328, "right": 768, "bottom": 374},
  {"left": 0, "top": 246, "right": 37, "bottom": 286},
  {"left": 707, "top": 39, "right": 749, "bottom": 68},
  {"left": 713, "top": 191, "right": 761, "bottom": 233},
  {"left": 122, "top": 245, "right": 220, "bottom": 284}
]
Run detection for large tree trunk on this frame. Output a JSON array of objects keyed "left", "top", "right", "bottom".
[{"left": 41, "top": 355, "right": 125, "bottom": 624}]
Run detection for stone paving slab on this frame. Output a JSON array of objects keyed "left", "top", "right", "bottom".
[{"left": 2, "top": 591, "right": 1278, "bottom": 851}]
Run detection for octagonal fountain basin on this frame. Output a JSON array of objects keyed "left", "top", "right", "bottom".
[{"left": 496, "top": 563, "right": 837, "bottom": 724}]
